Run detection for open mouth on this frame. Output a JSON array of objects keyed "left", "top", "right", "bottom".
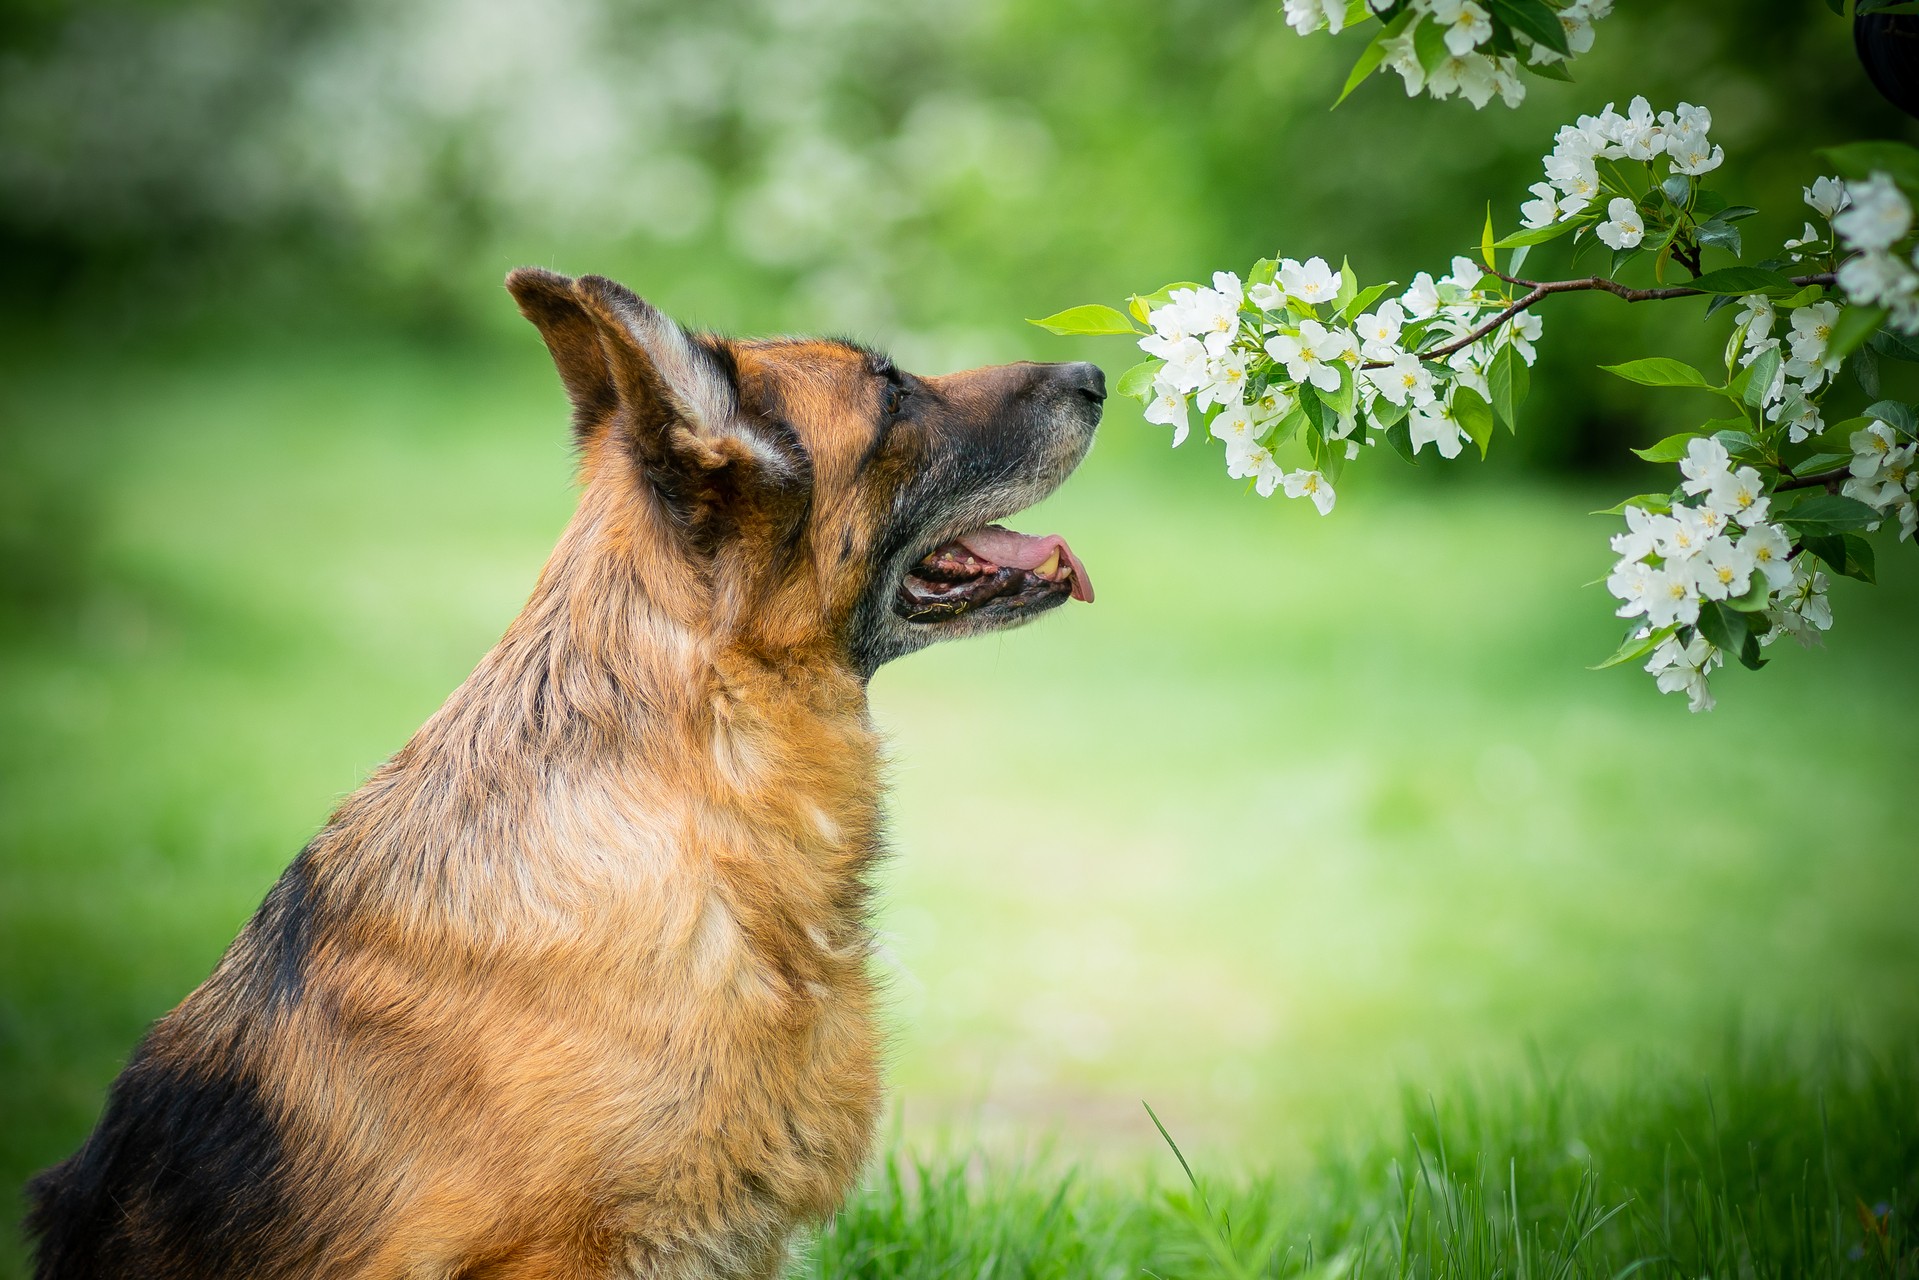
[{"left": 895, "top": 525, "right": 1093, "bottom": 624}]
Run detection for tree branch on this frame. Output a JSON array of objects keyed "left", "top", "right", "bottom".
[
  {"left": 1775, "top": 465, "right": 1852, "bottom": 492},
  {"left": 1362, "top": 272, "right": 1837, "bottom": 369}
]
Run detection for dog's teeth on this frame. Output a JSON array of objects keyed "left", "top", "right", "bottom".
[{"left": 1035, "top": 550, "right": 1059, "bottom": 577}]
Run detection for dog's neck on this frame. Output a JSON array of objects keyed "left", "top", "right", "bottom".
[{"left": 305, "top": 486, "right": 885, "bottom": 968}]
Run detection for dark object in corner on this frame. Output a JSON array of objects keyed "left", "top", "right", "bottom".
[{"left": 1857, "top": 9, "right": 1919, "bottom": 121}]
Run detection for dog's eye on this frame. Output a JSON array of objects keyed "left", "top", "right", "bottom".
[{"left": 881, "top": 384, "right": 904, "bottom": 418}]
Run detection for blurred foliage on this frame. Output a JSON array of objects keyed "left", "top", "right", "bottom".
[{"left": 1, "top": 0, "right": 1916, "bottom": 624}]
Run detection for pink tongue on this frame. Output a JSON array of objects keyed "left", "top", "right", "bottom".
[{"left": 956, "top": 527, "right": 1094, "bottom": 603}]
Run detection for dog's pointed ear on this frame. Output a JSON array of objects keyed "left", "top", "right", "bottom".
[
  {"left": 571, "top": 274, "right": 740, "bottom": 448},
  {"left": 505, "top": 267, "right": 620, "bottom": 439},
  {"left": 568, "top": 275, "right": 808, "bottom": 534}
]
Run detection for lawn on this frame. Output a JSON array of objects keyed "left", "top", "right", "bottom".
[{"left": 1, "top": 333, "right": 1915, "bottom": 1274}]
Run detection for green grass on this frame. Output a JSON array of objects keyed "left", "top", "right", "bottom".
[
  {"left": 1, "top": 333, "right": 1916, "bottom": 1275},
  {"left": 799, "top": 1038, "right": 1917, "bottom": 1278}
]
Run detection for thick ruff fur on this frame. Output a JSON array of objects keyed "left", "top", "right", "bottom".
[{"left": 25, "top": 269, "right": 1104, "bottom": 1279}]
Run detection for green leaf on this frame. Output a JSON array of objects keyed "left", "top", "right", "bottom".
[
  {"left": 1453, "top": 386, "right": 1496, "bottom": 460},
  {"left": 1868, "top": 326, "right": 1919, "bottom": 363},
  {"left": 1853, "top": 341, "right": 1882, "bottom": 398},
  {"left": 1339, "top": 281, "right": 1396, "bottom": 323},
  {"left": 1780, "top": 494, "right": 1883, "bottom": 535},
  {"left": 1630, "top": 431, "right": 1702, "bottom": 463},
  {"left": 1488, "top": 345, "right": 1528, "bottom": 435},
  {"left": 1725, "top": 572, "right": 1774, "bottom": 613},
  {"left": 1819, "top": 140, "right": 1919, "bottom": 195},
  {"left": 1792, "top": 451, "right": 1851, "bottom": 475},
  {"left": 1695, "top": 601, "right": 1749, "bottom": 658},
  {"left": 1799, "top": 533, "right": 1846, "bottom": 576},
  {"left": 1323, "top": 361, "right": 1357, "bottom": 420},
  {"left": 1804, "top": 531, "right": 1879, "bottom": 583},
  {"left": 1864, "top": 399, "right": 1919, "bottom": 435},
  {"left": 1488, "top": 0, "right": 1570, "bottom": 55},
  {"left": 1412, "top": 15, "right": 1450, "bottom": 73},
  {"left": 1830, "top": 304, "right": 1891, "bottom": 363},
  {"left": 1384, "top": 418, "right": 1417, "bottom": 464},
  {"left": 1129, "top": 283, "right": 1202, "bottom": 315},
  {"left": 1600, "top": 357, "right": 1718, "bottom": 390},
  {"left": 1592, "top": 492, "right": 1674, "bottom": 516},
  {"left": 1267, "top": 402, "right": 1310, "bottom": 449},
  {"left": 1779, "top": 283, "right": 1828, "bottom": 309},
  {"left": 1493, "top": 218, "right": 1581, "bottom": 249},
  {"left": 1712, "top": 428, "right": 1767, "bottom": 464},
  {"left": 1481, "top": 202, "right": 1497, "bottom": 270},
  {"left": 1683, "top": 266, "right": 1799, "bottom": 296},
  {"left": 1592, "top": 624, "right": 1674, "bottom": 671},
  {"left": 1029, "top": 304, "right": 1141, "bottom": 336},
  {"left": 1695, "top": 220, "right": 1743, "bottom": 258},
  {"left": 1739, "top": 346, "right": 1781, "bottom": 410},
  {"left": 1115, "top": 360, "right": 1160, "bottom": 401},
  {"left": 1333, "top": 257, "right": 1358, "bottom": 313},
  {"left": 1842, "top": 532, "right": 1877, "bottom": 583},
  {"left": 1522, "top": 54, "right": 1574, "bottom": 82},
  {"left": 1335, "top": 28, "right": 1391, "bottom": 107},
  {"left": 1370, "top": 395, "right": 1409, "bottom": 430}
]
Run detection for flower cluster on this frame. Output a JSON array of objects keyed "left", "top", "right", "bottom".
[
  {"left": 1284, "top": 0, "right": 1612, "bottom": 110},
  {"left": 1832, "top": 171, "right": 1919, "bottom": 332},
  {"left": 1036, "top": 98, "right": 1919, "bottom": 713},
  {"left": 1843, "top": 418, "right": 1919, "bottom": 541},
  {"left": 1133, "top": 252, "right": 1541, "bottom": 513},
  {"left": 1519, "top": 97, "right": 1723, "bottom": 233},
  {"left": 1605, "top": 439, "right": 1822, "bottom": 712}
]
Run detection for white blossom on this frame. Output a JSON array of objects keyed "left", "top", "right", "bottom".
[
  {"left": 1407, "top": 401, "right": 1467, "bottom": 459},
  {"left": 1365, "top": 353, "right": 1436, "bottom": 407},
  {"left": 1742, "top": 523, "right": 1795, "bottom": 590},
  {"left": 1226, "top": 439, "right": 1288, "bottom": 496},
  {"left": 1692, "top": 536, "right": 1755, "bottom": 601},
  {"left": 1850, "top": 421, "right": 1899, "bottom": 481},
  {"left": 1520, "top": 182, "right": 1563, "bottom": 230},
  {"left": 1197, "top": 351, "right": 1250, "bottom": 410},
  {"left": 1783, "top": 300, "right": 1843, "bottom": 390},
  {"left": 1354, "top": 298, "right": 1405, "bottom": 359},
  {"left": 1210, "top": 403, "right": 1259, "bottom": 451},
  {"left": 1428, "top": 52, "right": 1499, "bottom": 110},
  {"left": 1282, "top": 467, "right": 1337, "bottom": 514},
  {"left": 1705, "top": 466, "right": 1770, "bottom": 527},
  {"left": 1144, "top": 378, "right": 1191, "bottom": 446},
  {"left": 1432, "top": 0, "right": 1494, "bottom": 56},
  {"left": 1264, "top": 319, "right": 1347, "bottom": 393},
  {"left": 1646, "top": 633, "right": 1720, "bottom": 712},
  {"left": 1805, "top": 175, "right": 1851, "bottom": 220},
  {"left": 1835, "top": 174, "right": 1913, "bottom": 253},
  {"left": 1640, "top": 564, "right": 1701, "bottom": 628},
  {"left": 1679, "top": 437, "right": 1731, "bottom": 494},
  {"left": 1595, "top": 196, "right": 1645, "bottom": 250},
  {"left": 1401, "top": 272, "right": 1443, "bottom": 320},
  {"left": 1279, "top": 256, "right": 1341, "bottom": 305}
]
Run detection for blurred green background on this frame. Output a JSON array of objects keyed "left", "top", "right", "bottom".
[{"left": 3, "top": 0, "right": 1918, "bottom": 1272}]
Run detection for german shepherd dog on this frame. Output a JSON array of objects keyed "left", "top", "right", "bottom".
[{"left": 25, "top": 269, "right": 1103, "bottom": 1279}]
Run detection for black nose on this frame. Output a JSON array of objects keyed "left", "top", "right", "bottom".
[{"left": 1061, "top": 361, "right": 1106, "bottom": 403}]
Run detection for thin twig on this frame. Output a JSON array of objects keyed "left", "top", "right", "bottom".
[
  {"left": 1360, "top": 272, "right": 1837, "bottom": 369},
  {"left": 1775, "top": 465, "right": 1851, "bottom": 492}
]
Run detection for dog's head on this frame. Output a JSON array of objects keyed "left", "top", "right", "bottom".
[{"left": 508, "top": 268, "right": 1103, "bottom": 676}]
